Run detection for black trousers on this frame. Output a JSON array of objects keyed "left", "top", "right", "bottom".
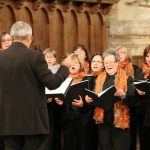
[
  {"left": 129, "top": 107, "right": 145, "bottom": 150},
  {"left": 141, "top": 126, "right": 150, "bottom": 150},
  {"left": 4, "top": 134, "right": 48, "bottom": 150},
  {"left": 63, "top": 119, "right": 89, "bottom": 150},
  {"left": 86, "top": 120, "right": 98, "bottom": 150},
  {"left": 47, "top": 102, "right": 63, "bottom": 150},
  {"left": 97, "top": 123, "right": 130, "bottom": 150},
  {"left": 130, "top": 107, "right": 137, "bottom": 150},
  {"left": 0, "top": 136, "right": 4, "bottom": 150}
]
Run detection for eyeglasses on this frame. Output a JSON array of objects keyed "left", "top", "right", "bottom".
[
  {"left": 1, "top": 39, "right": 12, "bottom": 43},
  {"left": 91, "top": 60, "right": 103, "bottom": 64},
  {"left": 74, "top": 61, "right": 80, "bottom": 65},
  {"left": 45, "top": 56, "right": 55, "bottom": 59},
  {"left": 104, "top": 61, "right": 116, "bottom": 65}
]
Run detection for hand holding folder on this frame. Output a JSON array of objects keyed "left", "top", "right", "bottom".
[
  {"left": 65, "top": 80, "right": 89, "bottom": 102},
  {"left": 85, "top": 86, "right": 120, "bottom": 110}
]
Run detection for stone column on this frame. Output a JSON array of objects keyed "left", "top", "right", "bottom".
[{"left": 106, "top": 0, "right": 150, "bottom": 56}]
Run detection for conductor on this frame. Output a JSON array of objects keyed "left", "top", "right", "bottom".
[{"left": 0, "top": 21, "right": 71, "bottom": 150}]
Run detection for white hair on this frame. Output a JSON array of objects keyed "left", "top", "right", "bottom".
[
  {"left": 102, "top": 48, "right": 120, "bottom": 62},
  {"left": 10, "top": 21, "right": 32, "bottom": 39}
]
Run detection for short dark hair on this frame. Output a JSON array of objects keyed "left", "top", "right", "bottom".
[
  {"left": 72, "top": 44, "right": 91, "bottom": 62},
  {"left": 143, "top": 45, "right": 150, "bottom": 61}
]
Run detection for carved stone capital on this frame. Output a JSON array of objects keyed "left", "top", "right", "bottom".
[
  {"left": 15, "top": 0, "right": 25, "bottom": 9},
  {"left": 102, "top": 5, "right": 112, "bottom": 15},
  {"left": 90, "top": 4, "right": 101, "bottom": 14},
  {"left": 76, "top": 3, "right": 87, "bottom": 13},
  {"left": 0, "top": 0, "right": 7, "bottom": 8},
  {"left": 49, "top": 1, "right": 57, "bottom": 11},
  {"left": 33, "top": 0, "right": 42, "bottom": 10},
  {"left": 62, "top": 1, "right": 72, "bottom": 12}
]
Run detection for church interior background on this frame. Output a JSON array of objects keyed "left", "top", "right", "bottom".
[{"left": 1, "top": 0, "right": 150, "bottom": 66}]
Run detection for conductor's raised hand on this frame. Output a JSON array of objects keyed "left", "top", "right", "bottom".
[{"left": 61, "top": 54, "right": 73, "bottom": 69}]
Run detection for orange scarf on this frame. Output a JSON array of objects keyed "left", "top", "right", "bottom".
[
  {"left": 119, "top": 60, "right": 134, "bottom": 78},
  {"left": 93, "top": 67, "right": 130, "bottom": 129},
  {"left": 142, "top": 63, "right": 150, "bottom": 79},
  {"left": 69, "top": 71, "right": 86, "bottom": 84},
  {"left": 91, "top": 70, "right": 104, "bottom": 77}
]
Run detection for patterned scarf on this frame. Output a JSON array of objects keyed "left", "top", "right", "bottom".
[
  {"left": 93, "top": 67, "right": 130, "bottom": 129},
  {"left": 119, "top": 60, "right": 134, "bottom": 78},
  {"left": 142, "top": 62, "right": 150, "bottom": 79}
]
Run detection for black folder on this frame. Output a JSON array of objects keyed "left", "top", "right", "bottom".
[
  {"left": 64, "top": 80, "right": 89, "bottom": 104},
  {"left": 68, "top": 80, "right": 89, "bottom": 100},
  {"left": 45, "top": 77, "right": 73, "bottom": 99},
  {"left": 85, "top": 86, "right": 120, "bottom": 110},
  {"left": 132, "top": 80, "right": 150, "bottom": 93}
]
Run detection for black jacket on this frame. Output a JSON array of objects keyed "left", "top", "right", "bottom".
[{"left": 0, "top": 42, "right": 69, "bottom": 135}]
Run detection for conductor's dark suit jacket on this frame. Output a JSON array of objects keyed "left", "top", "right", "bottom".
[{"left": 0, "top": 42, "right": 69, "bottom": 135}]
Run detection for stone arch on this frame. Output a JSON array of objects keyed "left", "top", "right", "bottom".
[
  {"left": 50, "top": 9, "right": 64, "bottom": 57},
  {"left": 65, "top": 10, "right": 78, "bottom": 53},
  {"left": 77, "top": 11, "right": 91, "bottom": 51},
  {"left": 91, "top": 12, "right": 105, "bottom": 53},
  {"left": 35, "top": 8, "right": 50, "bottom": 50},
  {"left": 16, "top": 7, "right": 33, "bottom": 26},
  {"left": 0, "top": 5, "right": 15, "bottom": 32}
]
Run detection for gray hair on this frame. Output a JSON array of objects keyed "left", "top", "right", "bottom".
[
  {"left": 116, "top": 45, "right": 132, "bottom": 62},
  {"left": 10, "top": 21, "right": 32, "bottom": 39},
  {"left": 102, "top": 48, "right": 120, "bottom": 62}
]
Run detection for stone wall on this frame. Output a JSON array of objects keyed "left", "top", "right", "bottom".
[{"left": 107, "top": 0, "right": 150, "bottom": 56}]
